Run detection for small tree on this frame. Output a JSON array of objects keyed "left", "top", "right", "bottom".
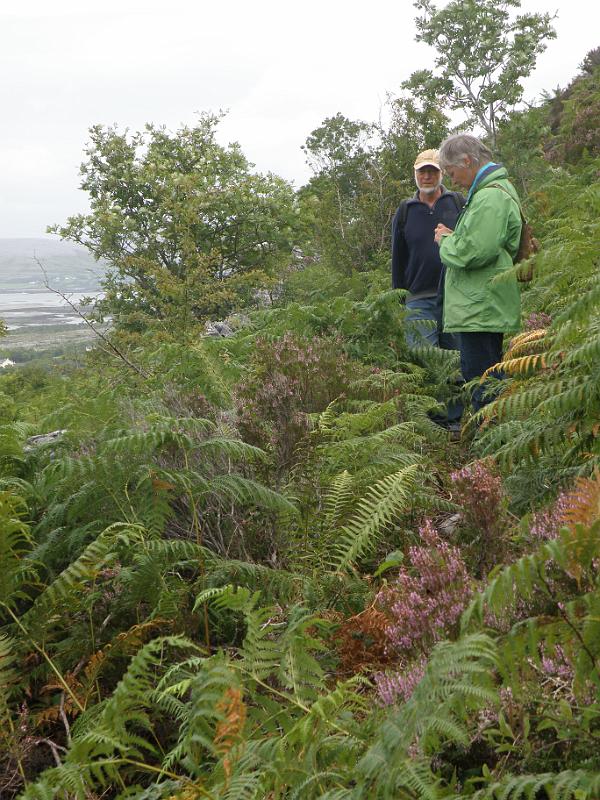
[
  {"left": 50, "top": 114, "right": 299, "bottom": 333},
  {"left": 411, "top": 0, "right": 556, "bottom": 147},
  {"left": 300, "top": 114, "right": 386, "bottom": 276}
]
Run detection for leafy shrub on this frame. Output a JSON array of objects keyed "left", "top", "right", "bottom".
[
  {"left": 450, "top": 460, "right": 512, "bottom": 575},
  {"left": 546, "top": 60, "right": 600, "bottom": 164},
  {"left": 235, "top": 332, "right": 356, "bottom": 477}
]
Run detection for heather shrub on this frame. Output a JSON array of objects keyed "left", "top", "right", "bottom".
[
  {"left": 548, "top": 64, "right": 600, "bottom": 164},
  {"left": 374, "top": 656, "right": 427, "bottom": 706},
  {"left": 374, "top": 519, "right": 472, "bottom": 705},
  {"left": 450, "top": 459, "right": 512, "bottom": 576},
  {"left": 235, "top": 333, "right": 355, "bottom": 478},
  {"left": 529, "top": 491, "right": 572, "bottom": 542},
  {"left": 377, "top": 520, "right": 472, "bottom": 656}
]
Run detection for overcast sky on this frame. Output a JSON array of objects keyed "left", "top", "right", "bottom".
[{"left": 1, "top": 0, "right": 598, "bottom": 238}]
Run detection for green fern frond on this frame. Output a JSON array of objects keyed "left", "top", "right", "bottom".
[
  {"left": 276, "top": 604, "right": 326, "bottom": 702},
  {"left": 474, "top": 769, "right": 600, "bottom": 800},
  {"left": 23, "top": 523, "right": 145, "bottom": 619},
  {"left": 0, "top": 490, "right": 36, "bottom": 610},
  {"left": 0, "top": 422, "right": 30, "bottom": 474},
  {"left": 323, "top": 471, "right": 354, "bottom": 531},
  {"left": 561, "top": 327, "right": 600, "bottom": 368},
  {"left": 333, "top": 465, "right": 420, "bottom": 572},
  {"left": 358, "top": 754, "right": 441, "bottom": 800},
  {"left": 320, "top": 423, "right": 423, "bottom": 462},
  {"left": 462, "top": 521, "right": 600, "bottom": 632},
  {"left": 315, "top": 400, "right": 340, "bottom": 434},
  {"left": 209, "top": 474, "right": 297, "bottom": 515},
  {"left": 553, "top": 271, "right": 600, "bottom": 329},
  {"left": 161, "top": 652, "right": 240, "bottom": 773},
  {"left": 535, "top": 377, "right": 595, "bottom": 418},
  {"left": 193, "top": 584, "right": 232, "bottom": 612},
  {"left": 0, "top": 632, "right": 16, "bottom": 728},
  {"left": 200, "top": 557, "right": 299, "bottom": 601},
  {"left": 286, "top": 677, "right": 368, "bottom": 748},
  {"left": 358, "top": 634, "right": 497, "bottom": 795},
  {"left": 289, "top": 772, "right": 354, "bottom": 799},
  {"left": 22, "top": 636, "right": 197, "bottom": 796},
  {"left": 191, "top": 436, "right": 266, "bottom": 462}
]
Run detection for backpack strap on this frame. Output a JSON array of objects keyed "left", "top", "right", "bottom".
[
  {"left": 397, "top": 199, "right": 409, "bottom": 230},
  {"left": 449, "top": 191, "right": 466, "bottom": 214},
  {"left": 484, "top": 182, "right": 525, "bottom": 223}
]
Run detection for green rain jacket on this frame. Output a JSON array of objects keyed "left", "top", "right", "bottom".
[{"left": 439, "top": 165, "right": 522, "bottom": 333}]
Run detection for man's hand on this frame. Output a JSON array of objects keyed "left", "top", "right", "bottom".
[{"left": 434, "top": 223, "right": 453, "bottom": 245}]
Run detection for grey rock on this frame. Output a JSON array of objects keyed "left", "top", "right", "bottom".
[
  {"left": 438, "top": 513, "right": 462, "bottom": 538},
  {"left": 204, "top": 320, "right": 236, "bottom": 338},
  {"left": 24, "top": 429, "right": 67, "bottom": 453}
]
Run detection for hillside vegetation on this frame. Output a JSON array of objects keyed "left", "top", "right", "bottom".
[{"left": 0, "top": 26, "right": 599, "bottom": 800}]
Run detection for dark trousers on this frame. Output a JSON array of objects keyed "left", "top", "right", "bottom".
[{"left": 459, "top": 332, "right": 504, "bottom": 412}]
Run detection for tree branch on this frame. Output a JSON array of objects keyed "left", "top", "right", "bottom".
[{"left": 33, "top": 254, "right": 151, "bottom": 379}]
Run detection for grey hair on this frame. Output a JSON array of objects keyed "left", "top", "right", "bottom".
[{"left": 438, "top": 134, "right": 493, "bottom": 170}]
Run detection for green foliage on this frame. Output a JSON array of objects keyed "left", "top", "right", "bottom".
[
  {"left": 546, "top": 55, "right": 600, "bottom": 164},
  {"left": 332, "top": 465, "right": 421, "bottom": 571},
  {"left": 300, "top": 113, "right": 389, "bottom": 276},
  {"left": 299, "top": 87, "right": 450, "bottom": 279},
  {"left": 471, "top": 157, "right": 600, "bottom": 507},
  {"left": 0, "top": 491, "right": 36, "bottom": 612},
  {"left": 0, "top": 422, "right": 29, "bottom": 478}
]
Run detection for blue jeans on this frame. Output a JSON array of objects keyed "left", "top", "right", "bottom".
[
  {"left": 405, "top": 296, "right": 460, "bottom": 350},
  {"left": 459, "top": 332, "right": 504, "bottom": 412},
  {"left": 405, "top": 297, "right": 462, "bottom": 423}
]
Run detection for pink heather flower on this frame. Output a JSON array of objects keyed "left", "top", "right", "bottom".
[
  {"left": 377, "top": 520, "right": 472, "bottom": 656},
  {"left": 375, "top": 657, "right": 427, "bottom": 706},
  {"left": 450, "top": 461, "right": 504, "bottom": 532},
  {"left": 449, "top": 460, "right": 512, "bottom": 574},
  {"left": 530, "top": 491, "right": 572, "bottom": 541},
  {"left": 540, "top": 645, "right": 573, "bottom": 681},
  {"left": 524, "top": 311, "right": 552, "bottom": 331}
]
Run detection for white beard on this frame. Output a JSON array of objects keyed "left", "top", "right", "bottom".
[
  {"left": 415, "top": 174, "right": 442, "bottom": 195},
  {"left": 419, "top": 183, "right": 441, "bottom": 195}
]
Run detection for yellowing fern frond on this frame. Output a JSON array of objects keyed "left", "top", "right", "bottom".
[
  {"left": 505, "top": 328, "right": 548, "bottom": 358},
  {"left": 561, "top": 471, "right": 600, "bottom": 531},
  {"left": 491, "top": 353, "right": 547, "bottom": 377},
  {"left": 214, "top": 686, "right": 247, "bottom": 784}
]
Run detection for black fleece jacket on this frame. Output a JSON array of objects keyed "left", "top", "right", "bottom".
[{"left": 391, "top": 188, "right": 464, "bottom": 298}]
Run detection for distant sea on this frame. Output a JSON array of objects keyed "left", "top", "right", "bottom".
[{"left": 0, "top": 238, "right": 106, "bottom": 349}]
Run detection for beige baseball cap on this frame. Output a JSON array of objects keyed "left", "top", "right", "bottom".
[{"left": 414, "top": 149, "right": 441, "bottom": 170}]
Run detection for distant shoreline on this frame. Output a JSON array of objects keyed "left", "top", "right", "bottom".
[{"left": 0, "top": 238, "right": 106, "bottom": 352}]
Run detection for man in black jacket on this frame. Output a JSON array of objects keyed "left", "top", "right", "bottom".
[{"left": 391, "top": 149, "right": 464, "bottom": 349}]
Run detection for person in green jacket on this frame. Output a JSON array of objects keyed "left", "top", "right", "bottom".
[{"left": 433, "top": 134, "right": 522, "bottom": 412}]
